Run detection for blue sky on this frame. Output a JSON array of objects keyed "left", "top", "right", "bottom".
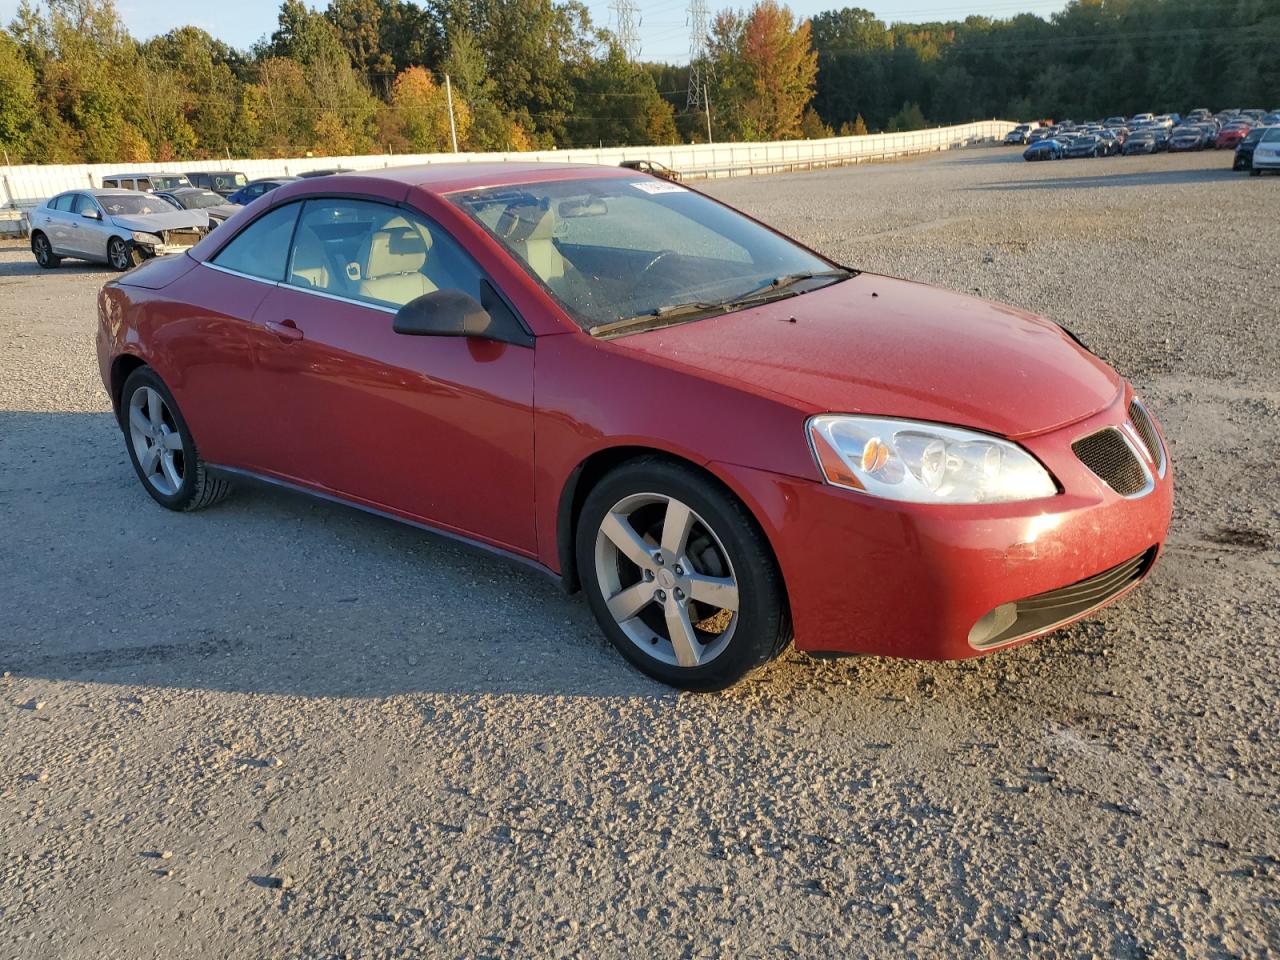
[{"left": 2, "top": 0, "right": 1068, "bottom": 63}]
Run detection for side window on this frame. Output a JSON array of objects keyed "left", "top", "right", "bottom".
[
  {"left": 136, "top": 178, "right": 153, "bottom": 192},
  {"left": 50, "top": 194, "right": 75, "bottom": 212},
  {"left": 101, "top": 178, "right": 118, "bottom": 189},
  {"left": 286, "top": 198, "right": 487, "bottom": 309},
  {"left": 212, "top": 203, "right": 300, "bottom": 281},
  {"left": 71, "top": 194, "right": 99, "bottom": 215}
]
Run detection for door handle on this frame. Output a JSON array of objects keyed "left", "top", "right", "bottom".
[{"left": 265, "top": 319, "right": 304, "bottom": 342}]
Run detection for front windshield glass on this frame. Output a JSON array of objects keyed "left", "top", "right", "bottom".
[
  {"left": 450, "top": 177, "right": 843, "bottom": 332},
  {"left": 1262, "top": 127, "right": 1280, "bottom": 142},
  {"left": 178, "top": 190, "right": 226, "bottom": 209},
  {"left": 98, "top": 195, "right": 176, "bottom": 216},
  {"left": 152, "top": 176, "right": 191, "bottom": 190}
]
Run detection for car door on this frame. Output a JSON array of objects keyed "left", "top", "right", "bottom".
[
  {"left": 70, "top": 194, "right": 111, "bottom": 260},
  {"left": 248, "top": 196, "right": 537, "bottom": 555},
  {"left": 172, "top": 201, "right": 304, "bottom": 470},
  {"left": 34, "top": 194, "right": 74, "bottom": 253}
]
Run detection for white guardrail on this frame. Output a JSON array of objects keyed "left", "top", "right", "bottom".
[{"left": 0, "top": 120, "right": 1014, "bottom": 229}]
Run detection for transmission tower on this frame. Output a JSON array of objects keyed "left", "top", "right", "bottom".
[
  {"left": 686, "top": 0, "right": 711, "bottom": 111},
  {"left": 610, "top": 0, "right": 642, "bottom": 61}
]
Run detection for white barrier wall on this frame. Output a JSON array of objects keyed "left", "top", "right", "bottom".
[{"left": 0, "top": 121, "right": 1014, "bottom": 210}]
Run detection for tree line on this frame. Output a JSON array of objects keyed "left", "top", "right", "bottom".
[{"left": 0, "top": 0, "right": 1275, "bottom": 165}]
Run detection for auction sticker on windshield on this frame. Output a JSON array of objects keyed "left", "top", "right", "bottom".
[{"left": 629, "top": 180, "right": 686, "bottom": 194}]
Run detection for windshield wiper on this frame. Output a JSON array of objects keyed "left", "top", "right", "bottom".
[
  {"left": 722, "top": 268, "right": 854, "bottom": 308},
  {"left": 588, "top": 268, "right": 855, "bottom": 338},
  {"left": 589, "top": 300, "right": 729, "bottom": 337}
]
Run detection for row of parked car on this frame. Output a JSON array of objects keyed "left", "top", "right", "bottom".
[
  {"left": 1006, "top": 108, "right": 1280, "bottom": 173},
  {"left": 27, "top": 167, "right": 355, "bottom": 271}
]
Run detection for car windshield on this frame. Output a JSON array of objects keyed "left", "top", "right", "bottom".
[
  {"left": 99, "top": 195, "right": 176, "bottom": 216},
  {"left": 215, "top": 173, "right": 248, "bottom": 189},
  {"left": 152, "top": 177, "right": 190, "bottom": 190},
  {"left": 450, "top": 177, "right": 847, "bottom": 334},
  {"left": 176, "top": 190, "right": 226, "bottom": 209},
  {"left": 1262, "top": 127, "right": 1280, "bottom": 142}
]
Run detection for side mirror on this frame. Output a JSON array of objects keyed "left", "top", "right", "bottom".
[
  {"left": 393, "top": 289, "right": 494, "bottom": 339},
  {"left": 81, "top": 209, "right": 101, "bottom": 220}
]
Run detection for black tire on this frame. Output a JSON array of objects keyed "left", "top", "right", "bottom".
[
  {"left": 108, "top": 237, "right": 144, "bottom": 271},
  {"left": 575, "top": 457, "right": 789, "bottom": 691},
  {"left": 31, "top": 232, "right": 61, "bottom": 269},
  {"left": 1250, "top": 168, "right": 1262, "bottom": 177},
  {"left": 119, "top": 366, "right": 231, "bottom": 512}
]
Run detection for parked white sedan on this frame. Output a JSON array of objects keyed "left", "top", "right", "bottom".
[
  {"left": 29, "top": 189, "right": 212, "bottom": 271},
  {"left": 1250, "top": 126, "right": 1280, "bottom": 175}
]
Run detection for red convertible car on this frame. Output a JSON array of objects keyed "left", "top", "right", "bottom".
[{"left": 96, "top": 163, "right": 1173, "bottom": 689}]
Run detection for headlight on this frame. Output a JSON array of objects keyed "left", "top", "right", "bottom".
[
  {"left": 808, "top": 416, "right": 1058, "bottom": 504},
  {"left": 131, "top": 231, "right": 163, "bottom": 245}
]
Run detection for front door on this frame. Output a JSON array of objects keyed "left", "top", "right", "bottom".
[{"left": 248, "top": 197, "right": 537, "bottom": 556}]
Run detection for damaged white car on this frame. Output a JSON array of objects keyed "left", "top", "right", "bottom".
[{"left": 30, "top": 189, "right": 212, "bottom": 271}]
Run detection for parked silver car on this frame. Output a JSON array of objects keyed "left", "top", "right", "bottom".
[{"left": 29, "top": 189, "right": 212, "bottom": 271}]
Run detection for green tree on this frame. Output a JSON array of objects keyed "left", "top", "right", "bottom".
[
  {"left": 0, "top": 29, "right": 36, "bottom": 162},
  {"left": 566, "top": 40, "right": 677, "bottom": 147}
]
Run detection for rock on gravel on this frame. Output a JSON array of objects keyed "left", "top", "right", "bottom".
[{"left": 0, "top": 148, "right": 1277, "bottom": 958}]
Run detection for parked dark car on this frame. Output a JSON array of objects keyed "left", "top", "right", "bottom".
[
  {"left": 1233, "top": 127, "right": 1266, "bottom": 170},
  {"left": 1023, "top": 138, "right": 1066, "bottom": 161},
  {"left": 619, "top": 159, "right": 683, "bottom": 181},
  {"left": 155, "top": 187, "right": 240, "bottom": 226},
  {"left": 1121, "top": 129, "right": 1160, "bottom": 155},
  {"left": 1027, "top": 127, "right": 1059, "bottom": 143},
  {"left": 1064, "top": 135, "right": 1106, "bottom": 159},
  {"left": 226, "top": 177, "right": 299, "bottom": 206},
  {"left": 1168, "top": 126, "right": 1207, "bottom": 151},
  {"left": 297, "top": 168, "right": 355, "bottom": 178},
  {"left": 1098, "top": 131, "right": 1123, "bottom": 155},
  {"left": 1103, "top": 116, "right": 1126, "bottom": 127},
  {"left": 186, "top": 171, "right": 249, "bottom": 197}
]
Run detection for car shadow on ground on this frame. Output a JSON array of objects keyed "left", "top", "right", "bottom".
[
  {"left": 0, "top": 251, "right": 113, "bottom": 277},
  {"left": 972, "top": 165, "right": 1244, "bottom": 190},
  {"left": 0, "top": 410, "right": 1128, "bottom": 706}
]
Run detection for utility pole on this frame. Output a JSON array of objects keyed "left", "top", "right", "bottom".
[
  {"left": 609, "top": 0, "right": 642, "bottom": 60},
  {"left": 687, "top": 0, "right": 714, "bottom": 141},
  {"left": 703, "top": 83, "right": 713, "bottom": 144},
  {"left": 445, "top": 73, "right": 459, "bottom": 153}
]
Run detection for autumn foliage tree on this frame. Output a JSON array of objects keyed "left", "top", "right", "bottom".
[{"left": 709, "top": 1, "right": 818, "bottom": 141}]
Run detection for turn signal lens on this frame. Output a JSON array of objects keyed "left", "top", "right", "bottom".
[{"left": 807, "top": 415, "right": 1058, "bottom": 505}]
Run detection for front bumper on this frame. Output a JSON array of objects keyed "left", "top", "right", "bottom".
[{"left": 716, "top": 389, "right": 1173, "bottom": 660}]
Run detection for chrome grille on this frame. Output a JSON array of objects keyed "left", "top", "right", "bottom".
[
  {"left": 1072, "top": 428, "right": 1148, "bottom": 497},
  {"left": 1127, "top": 400, "right": 1165, "bottom": 475}
]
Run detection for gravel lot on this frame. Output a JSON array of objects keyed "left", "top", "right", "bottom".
[{"left": 2, "top": 147, "right": 1277, "bottom": 959}]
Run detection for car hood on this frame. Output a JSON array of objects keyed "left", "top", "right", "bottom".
[
  {"left": 110, "top": 210, "right": 210, "bottom": 232},
  {"left": 203, "top": 204, "right": 239, "bottom": 221},
  {"left": 609, "top": 273, "right": 1121, "bottom": 440}
]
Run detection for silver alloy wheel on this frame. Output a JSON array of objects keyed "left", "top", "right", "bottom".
[
  {"left": 594, "top": 492, "right": 740, "bottom": 669},
  {"left": 109, "top": 238, "right": 130, "bottom": 271},
  {"left": 127, "top": 386, "right": 185, "bottom": 496},
  {"left": 33, "top": 235, "right": 51, "bottom": 265}
]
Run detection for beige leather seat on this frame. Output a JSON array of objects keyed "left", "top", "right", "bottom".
[
  {"left": 289, "top": 226, "right": 331, "bottom": 289},
  {"left": 357, "top": 219, "right": 437, "bottom": 306},
  {"left": 495, "top": 204, "right": 567, "bottom": 283}
]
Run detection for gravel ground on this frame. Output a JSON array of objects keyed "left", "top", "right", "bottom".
[{"left": 2, "top": 147, "right": 1277, "bottom": 959}]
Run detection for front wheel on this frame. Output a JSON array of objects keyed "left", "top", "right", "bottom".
[
  {"left": 32, "top": 233, "right": 61, "bottom": 269},
  {"left": 108, "top": 237, "right": 143, "bottom": 271},
  {"left": 1251, "top": 168, "right": 1262, "bottom": 177},
  {"left": 120, "top": 367, "right": 231, "bottom": 511},
  {"left": 576, "top": 459, "right": 789, "bottom": 690}
]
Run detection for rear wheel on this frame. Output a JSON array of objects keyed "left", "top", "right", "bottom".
[
  {"left": 576, "top": 459, "right": 789, "bottom": 690},
  {"left": 32, "top": 233, "right": 60, "bottom": 269},
  {"left": 1251, "top": 168, "right": 1262, "bottom": 177},
  {"left": 120, "top": 367, "right": 231, "bottom": 511}
]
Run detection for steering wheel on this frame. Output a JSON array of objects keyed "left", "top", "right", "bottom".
[{"left": 636, "top": 249, "right": 678, "bottom": 283}]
